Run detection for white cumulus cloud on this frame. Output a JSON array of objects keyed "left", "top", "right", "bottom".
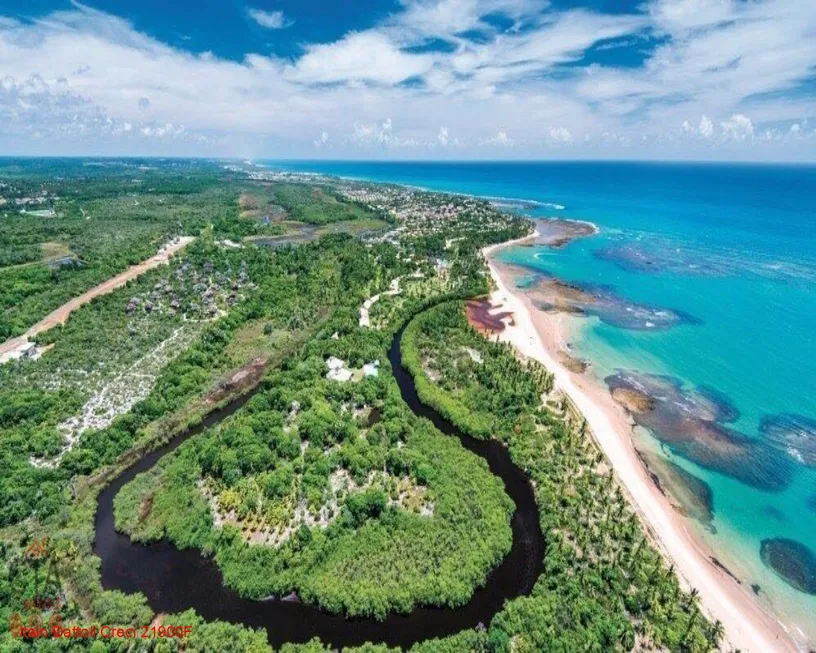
[
  {"left": 699, "top": 115, "right": 714, "bottom": 138},
  {"left": 682, "top": 115, "right": 714, "bottom": 139},
  {"left": 481, "top": 130, "right": 512, "bottom": 146},
  {"left": 289, "top": 32, "right": 433, "bottom": 85},
  {"left": 247, "top": 8, "right": 290, "bottom": 29},
  {"left": 548, "top": 126, "right": 574, "bottom": 143},
  {"left": 720, "top": 113, "right": 754, "bottom": 141},
  {"left": 438, "top": 126, "right": 449, "bottom": 146}
]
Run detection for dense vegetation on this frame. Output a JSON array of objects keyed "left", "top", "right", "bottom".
[
  {"left": 0, "top": 161, "right": 389, "bottom": 340},
  {"left": 0, "top": 159, "right": 718, "bottom": 651},
  {"left": 401, "top": 302, "right": 721, "bottom": 651},
  {"left": 114, "top": 354, "right": 513, "bottom": 617},
  {"left": 402, "top": 303, "right": 554, "bottom": 439},
  {"left": 1, "top": 235, "right": 291, "bottom": 526},
  {"left": 0, "top": 160, "right": 241, "bottom": 339},
  {"left": 271, "top": 183, "right": 386, "bottom": 226}
]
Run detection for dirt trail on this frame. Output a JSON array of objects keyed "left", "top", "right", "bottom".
[{"left": 0, "top": 237, "right": 194, "bottom": 362}]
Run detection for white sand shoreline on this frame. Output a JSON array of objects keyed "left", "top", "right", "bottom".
[{"left": 483, "top": 231, "right": 801, "bottom": 653}]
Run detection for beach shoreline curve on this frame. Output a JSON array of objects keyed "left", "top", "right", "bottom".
[{"left": 482, "top": 231, "right": 801, "bottom": 653}]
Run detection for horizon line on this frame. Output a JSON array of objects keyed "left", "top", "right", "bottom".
[{"left": 1, "top": 155, "right": 814, "bottom": 167}]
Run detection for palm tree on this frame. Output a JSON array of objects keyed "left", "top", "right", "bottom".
[
  {"left": 686, "top": 587, "right": 700, "bottom": 609},
  {"left": 709, "top": 619, "right": 725, "bottom": 645},
  {"left": 683, "top": 610, "right": 699, "bottom": 641}
]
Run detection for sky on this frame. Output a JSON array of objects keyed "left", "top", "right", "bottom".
[{"left": 0, "top": 0, "right": 814, "bottom": 161}]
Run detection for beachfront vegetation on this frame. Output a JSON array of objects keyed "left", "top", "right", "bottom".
[
  {"left": 0, "top": 159, "right": 717, "bottom": 652},
  {"left": 402, "top": 302, "right": 554, "bottom": 439},
  {"left": 401, "top": 302, "right": 720, "bottom": 651}
]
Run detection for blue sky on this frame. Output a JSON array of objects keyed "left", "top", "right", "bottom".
[{"left": 0, "top": 0, "right": 814, "bottom": 160}]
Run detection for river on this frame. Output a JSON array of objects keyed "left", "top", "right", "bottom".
[{"left": 93, "top": 319, "right": 544, "bottom": 648}]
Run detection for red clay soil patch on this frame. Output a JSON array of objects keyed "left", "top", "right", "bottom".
[
  {"left": 466, "top": 299, "right": 514, "bottom": 334},
  {"left": 207, "top": 357, "right": 268, "bottom": 405}
]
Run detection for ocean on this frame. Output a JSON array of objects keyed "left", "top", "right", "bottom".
[{"left": 265, "top": 160, "right": 816, "bottom": 640}]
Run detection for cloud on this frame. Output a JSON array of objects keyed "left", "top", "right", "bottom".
[
  {"left": 438, "top": 126, "right": 449, "bottom": 146},
  {"left": 481, "top": 130, "right": 512, "bottom": 146},
  {"left": 649, "top": 0, "right": 736, "bottom": 33},
  {"left": 682, "top": 115, "right": 714, "bottom": 138},
  {"left": 0, "top": 0, "right": 813, "bottom": 159},
  {"left": 289, "top": 32, "right": 433, "bottom": 85},
  {"left": 247, "top": 8, "right": 290, "bottom": 30},
  {"left": 350, "top": 118, "right": 418, "bottom": 148},
  {"left": 699, "top": 115, "right": 713, "bottom": 138},
  {"left": 140, "top": 123, "right": 185, "bottom": 138},
  {"left": 548, "top": 126, "right": 574, "bottom": 143},
  {"left": 720, "top": 113, "right": 754, "bottom": 141}
]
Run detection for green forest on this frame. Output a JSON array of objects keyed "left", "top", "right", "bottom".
[
  {"left": 0, "top": 159, "right": 719, "bottom": 651},
  {"left": 114, "top": 357, "right": 513, "bottom": 618},
  {"left": 401, "top": 302, "right": 721, "bottom": 651}
]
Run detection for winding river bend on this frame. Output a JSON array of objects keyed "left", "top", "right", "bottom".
[{"left": 94, "top": 322, "right": 544, "bottom": 648}]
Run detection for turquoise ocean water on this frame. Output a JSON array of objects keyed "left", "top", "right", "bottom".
[{"left": 266, "top": 160, "right": 816, "bottom": 639}]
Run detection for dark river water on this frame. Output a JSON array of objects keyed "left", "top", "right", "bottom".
[{"left": 94, "top": 322, "right": 544, "bottom": 648}]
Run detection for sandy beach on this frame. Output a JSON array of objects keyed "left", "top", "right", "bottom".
[{"left": 483, "top": 232, "right": 800, "bottom": 653}]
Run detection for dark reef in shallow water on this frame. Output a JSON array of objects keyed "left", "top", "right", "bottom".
[
  {"left": 760, "top": 505, "right": 787, "bottom": 523},
  {"left": 636, "top": 449, "right": 714, "bottom": 525},
  {"left": 760, "top": 413, "right": 816, "bottom": 468},
  {"left": 497, "top": 258, "right": 699, "bottom": 332},
  {"left": 760, "top": 538, "right": 816, "bottom": 595},
  {"left": 594, "top": 239, "right": 816, "bottom": 283},
  {"left": 525, "top": 276, "right": 700, "bottom": 331},
  {"left": 606, "top": 371, "right": 792, "bottom": 492},
  {"left": 593, "top": 243, "right": 723, "bottom": 276},
  {"left": 533, "top": 218, "right": 597, "bottom": 248}
]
